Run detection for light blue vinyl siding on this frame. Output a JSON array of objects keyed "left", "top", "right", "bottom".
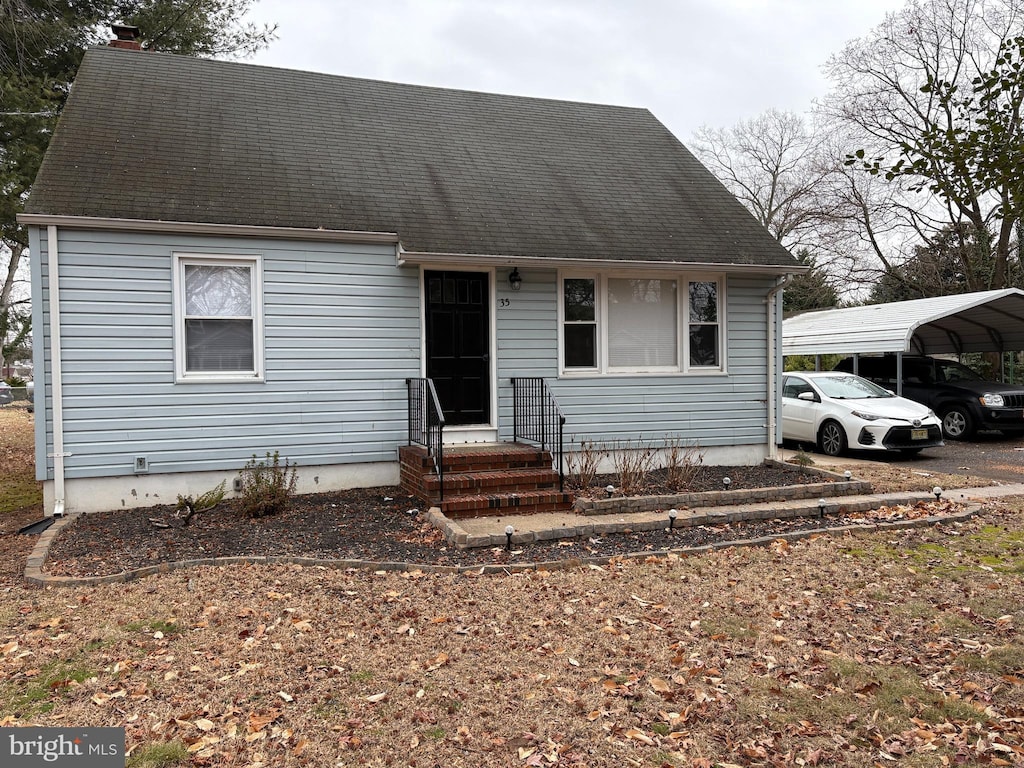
[
  {"left": 33, "top": 228, "right": 419, "bottom": 480},
  {"left": 33, "top": 229, "right": 778, "bottom": 483},
  {"left": 495, "top": 272, "right": 773, "bottom": 449}
]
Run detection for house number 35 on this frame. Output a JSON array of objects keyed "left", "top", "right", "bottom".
[{"left": 499, "top": 298, "right": 511, "bottom": 307}]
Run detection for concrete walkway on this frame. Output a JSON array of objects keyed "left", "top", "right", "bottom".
[{"left": 430, "top": 478, "right": 1024, "bottom": 550}]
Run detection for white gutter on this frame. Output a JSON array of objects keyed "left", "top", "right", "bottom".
[
  {"left": 765, "top": 275, "right": 792, "bottom": 460},
  {"left": 46, "top": 225, "right": 67, "bottom": 517},
  {"left": 17, "top": 214, "right": 399, "bottom": 245},
  {"left": 397, "top": 247, "right": 808, "bottom": 276}
]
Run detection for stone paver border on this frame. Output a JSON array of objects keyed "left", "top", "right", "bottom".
[
  {"left": 23, "top": 504, "right": 980, "bottom": 588},
  {"left": 573, "top": 461, "right": 870, "bottom": 515}
]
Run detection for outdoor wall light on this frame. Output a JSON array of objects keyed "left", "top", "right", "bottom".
[
  {"left": 606, "top": 484, "right": 615, "bottom": 498},
  {"left": 818, "top": 498, "right": 827, "bottom": 518},
  {"left": 722, "top": 477, "right": 731, "bottom": 490},
  {"left": 933, "top": 486, "right": 943, "bottom": 501},
  {"left": 668, "top": 508, "right": 678, "bottom": 532},
  {"left": 505, "top": 524, "right": 515, "bottom": 551},
  {"left": 508, "top": 267, "right": 522, "bottom": 291}
]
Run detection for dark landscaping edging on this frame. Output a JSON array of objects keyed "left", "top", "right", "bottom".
[{"left": 23, "top": 505, "right": 980, "bottom": 588}]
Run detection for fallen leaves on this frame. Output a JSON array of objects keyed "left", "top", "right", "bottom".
[{"left": 2, "top": 490, "right": 1024, "bottom": 767}]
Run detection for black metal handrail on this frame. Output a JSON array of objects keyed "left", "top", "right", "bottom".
[
  {"left": 511, "top": 377, "right": 566, "bottom": 491},
  {"left": 406, "top": 378, "right": 446, "bottom": 500}
]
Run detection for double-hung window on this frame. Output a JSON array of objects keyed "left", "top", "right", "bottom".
[
  {"left": 560, "top": 273, "right": 723, "bottom": 374},
  {"left": 562, "top": 278, "right": 598, "bottom": 369},
  {"left": 174, "top": 254, "right": 264, "bottom": 381},
  {"left": 687, "top": 280, "right": 720, "bottom": 368}
]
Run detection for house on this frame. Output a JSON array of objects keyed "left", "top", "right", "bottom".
[{"left": 21, "top": 42, "right": 801, "bottom": 517}]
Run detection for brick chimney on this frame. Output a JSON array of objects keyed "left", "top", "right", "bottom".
[{"left": 109, "top": 23, "right": 143, "bottom": 50}]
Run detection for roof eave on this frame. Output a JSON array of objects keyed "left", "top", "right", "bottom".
[
  {"left": 16, "top": 214, "right": 401, "bottom": 245},
  {"left": 397, "top": 249, "right": 806, "bottom": 276}
]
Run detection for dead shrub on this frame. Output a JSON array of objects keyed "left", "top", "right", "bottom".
[
  {"left": 566, "top": 438, "right": 608, "bottom": 491},
  {"left": 175, "top": 481, "right": 227, "bottom": 526},
  {"left": 238, "top": 451, "right": 298, "bottom": 518},
  {"left": 663, "top": 437, "right": 704, "bottom": 492},
  {"left": 611, "top": 437, "right": 658, "bottom": 496}
]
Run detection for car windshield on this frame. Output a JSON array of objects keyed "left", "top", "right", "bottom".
[
  {"left": 937, "top": 360, "right": 985, "bottom": 382},
  {"left": 814, "top": 375, "right": 893, "bottom": 400}
]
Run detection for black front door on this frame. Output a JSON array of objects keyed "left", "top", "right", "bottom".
[{"left": 425, "top": 270, "right": 490, "bottom": 425}]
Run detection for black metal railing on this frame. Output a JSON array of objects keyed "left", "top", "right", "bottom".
[
  {"left": 511, "top": 377, "right": 566, "bottom": 491},
  {"left": 406, "top": 378, "right": 446, "bottom": 500}
]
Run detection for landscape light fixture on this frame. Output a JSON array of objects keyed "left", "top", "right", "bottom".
[
  {"left": 606, "top": 484, "right": 615, "bottom": 498},
  {"left": 505, "top": 524, "right": 515, "bottom": 551},
  {"left": 844, "top": 470, "right": 852, "bottom": 480},
  {"left": 668, "top": 508, "right": 678, "bottom": 532},
  {"left": 508, "top": 268, "right": 522, "bottom": 292},
  {"left": 722, "top": 477, "right": 731, "bottom": 490},
  {"left": 818, "top": 498, "right": 827, "bottom": 518},
  {"left": 933, "top": 486, "right": 943, "bottom": 501}
]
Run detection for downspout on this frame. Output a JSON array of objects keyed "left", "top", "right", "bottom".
[
  {"left": 46, "top": 225, "right": 67, "bottom": 516},
  {"left": 765, "top": 275, "right": 791, "bottom": 461}
]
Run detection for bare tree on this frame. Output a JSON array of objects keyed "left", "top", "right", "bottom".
[
  {"left": 692, "top": 110, "right": 853, "bottom": 306},
  {"left": 0, "top": 0, "right": 276, "bottom": 374},
  {"left": 692, "top": 110, "right": 836, "bottom": 250},
  {"left": 822, "top": 0, "right": 1024, "bottom": 292}
]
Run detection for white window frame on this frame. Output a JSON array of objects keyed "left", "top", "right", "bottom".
[
  {"left": 560, "top": 275, "right": 600, "bottom": 372},
  {"left": 558, "top": 271, "right": 725, "bottom": 376},
  {"left": 172, "top": 253, "right": 265, "bottom": 383},
  {"left": 684, "top": 276, "right": 724, "bottom": 371}
]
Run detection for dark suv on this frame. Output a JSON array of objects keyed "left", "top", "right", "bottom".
[{"left": 834, "top": 355, "right": 1024, "bottom": 439}]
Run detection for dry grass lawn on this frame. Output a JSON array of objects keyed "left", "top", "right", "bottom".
[
  {"left": 0, "top": 407, "right": 42, "bottom": 526},
  {"left": 2, "top": 409, "right": 1023, "bottom": 766}
]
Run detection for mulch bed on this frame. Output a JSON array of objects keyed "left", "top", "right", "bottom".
[{"left": 42, "top": 464, "right": 941, "bottom": 578}]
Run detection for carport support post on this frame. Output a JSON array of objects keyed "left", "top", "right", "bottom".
[{"left": 895, "top": 352, "right": 904, "bottom": 396}]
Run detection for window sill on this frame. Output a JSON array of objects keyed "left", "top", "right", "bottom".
[
  {"left": 175, "top": 374, "right": 265, "bottom": 384},
  {"left": 559, "top": 369, "right": 728, "bottom": 379}
]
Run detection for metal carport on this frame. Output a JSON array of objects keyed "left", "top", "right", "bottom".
[
  {"left": 782, "top": 288, "right": 1024, "bottom": 386},
  {"left": 784, "top": 288, "right": 1024, "bottom": 356}
]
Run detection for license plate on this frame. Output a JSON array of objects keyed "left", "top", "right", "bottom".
[{"left": 911, "top": 429, "right": 928, "bottom": 440}]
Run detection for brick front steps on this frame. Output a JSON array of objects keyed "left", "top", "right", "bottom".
[{"left": 399, "top": 443, "right": 573, "bottom": 518}]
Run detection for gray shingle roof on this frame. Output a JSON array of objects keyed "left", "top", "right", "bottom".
[{"left": 27, "top": 46, "right": 796, "bottom": 267}]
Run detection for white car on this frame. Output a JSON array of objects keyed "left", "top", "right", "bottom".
[{"left": 781, "top": 371, "right": 944, "bottom": 456}]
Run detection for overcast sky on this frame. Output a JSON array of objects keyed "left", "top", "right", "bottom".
[{"left": 246, "top": 0, "right": 907, "bottom": 142}]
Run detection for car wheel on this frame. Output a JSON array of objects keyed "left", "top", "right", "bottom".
[
  {"left": 818, "top": 420, "right": 847, "bottom": 457},
  {"left": 941, "top": 406, "right": 975, "bottom": 440}
]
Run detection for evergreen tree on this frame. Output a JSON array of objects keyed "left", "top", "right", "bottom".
[{"left": 0, "top": 0, "right": 275, "bottom": 371}]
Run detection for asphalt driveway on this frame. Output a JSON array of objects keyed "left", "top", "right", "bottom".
[{"left": 784, "top": 430, "right": 1024, "bottom": 484}]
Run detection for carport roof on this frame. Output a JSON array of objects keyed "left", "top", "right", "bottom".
[{"left": 782, "top": 288, "right": 1024, "bottom": 356}]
